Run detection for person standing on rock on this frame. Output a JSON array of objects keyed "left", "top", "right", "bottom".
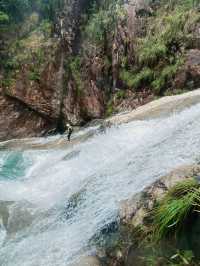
[{"left": 66, "top": 123, "right": 73, "bottom": 141}]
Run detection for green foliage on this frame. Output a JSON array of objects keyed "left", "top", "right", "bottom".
[
  {"left": 84, "top": 0, "right": 124, "bottom": 45},
  {"left": 152, "top": 178, "right": 200, "bottom": 242},
  {"left": 39, "top": 20, "right": 52, "bottom": 37},
  {"left": 119, "top": 1, "right": 197, "bottom": 95},
  {"left": 106, "top": 101, "right": 115, "bottom": 117},
  {"left": 0, "top": 0, "right": 32, "bottom": 23},
  {"left": 160, "top": 0, "right": 198, "bottom": 10},
  {"left": 28, "top": 69, "right": 40, "bottom": 82},
  {"left": 1, "top": 77, "right": 15, "bottom": 88},
  {"left": 137, "top": 9, "right": 188, "bottom": 67},
  {"left": 120, "top": 68, "right": 154, "bottom": 90},
  {"left": 0, "top": 11, "right": 9, "bottom": 24},
  {"left": 144, "top": 248, "right": 195, "bottom": 266},
  {"left": 0, "top": 0, "right": 63, "bottom": 25},
  {"left": 152, "top": 61, "right": 182, "bottom": 94},
  {"left": 138, "top": 38, "right": 167, "bottom": 66},
  {"left": 115, "top": 90, "right": 126, "bottom": 100},
  {"left": 69, "top": 56, "right": 84, "bottom": 95},
  {"left": 170, "top": 249, "right": 195, "bottom": 265}
]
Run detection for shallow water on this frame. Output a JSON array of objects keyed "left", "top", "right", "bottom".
[{"left": 1, "top": 104, "right": 200, "bottom": 265}]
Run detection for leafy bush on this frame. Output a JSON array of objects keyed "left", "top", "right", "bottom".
[
  {"left": 152, "top": 62, "right": 181, "bottom": 94},
  {"left": 138, "top": 39, "right": 167, "bottom": 66},
  {"left": 1, "top": 78, "right": 14, "bottom": 88},
  {"left": 115, "top": 90, "right": 126, "bottom": 100},
  {"left": 120, "top": 68, "right": 154, "bottom": 90},
  {"left": 0, "top": 11, "right": 9, "bottom": 24},
  {"left": 28, "top": 70, "right": 40, "bottom": 82},
  {"left": 69, "top": 56, "right": 83, "bottom": 95},
  {"left": 39, "top": 20, "right": 52, "bottom": 38},
  {"left": 152, "top": 178, "right": 200, "bottom": 242},
  {"left": 106, "top": 101, "right": 115, "bottom": 116},
  {"left": 84, "top": 0, "right": 124, "bottom": 45}
]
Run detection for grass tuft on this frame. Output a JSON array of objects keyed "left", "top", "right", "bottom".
[{"left": 152, "top": 178, "right": 200, "bottom": 242}]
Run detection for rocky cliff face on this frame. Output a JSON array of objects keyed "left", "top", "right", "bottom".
[{"left": 0, "top": 0, "right": 200, "bottom": 140}]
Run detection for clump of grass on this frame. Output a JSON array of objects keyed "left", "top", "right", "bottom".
[
  {"left": 69, "top": 56, "right": 84, "bottom": 96},
  {"left": 119, "top": 2, "right": 199, "bottom": 95},
  {"left": 152, "top": 61, "right": 182, "bottom": 94},
  {"left": 120, "top": 67, "right": 154, "bottom": 90},
  {"left": 115, "top": 90, "right": 126, "bottom": 100},
  {"left": 28, "top": 69, "right": 40, "bottom": 82},
  {"left": 106, "top": 100, "right": 115, "bottom": 116},
  {"left": 138, "top": 38, "right": 167, "bottom": 66},
  {"left": 152, "top": 178, "right": 200, "bottom": 242}
]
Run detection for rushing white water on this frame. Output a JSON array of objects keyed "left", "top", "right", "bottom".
[{"left": 1, "top": 103, "right": 200, "bottom": 266}]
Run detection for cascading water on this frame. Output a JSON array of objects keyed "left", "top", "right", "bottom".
[{"left": 1, "top": 103, "right": 200, "bottom": 266}]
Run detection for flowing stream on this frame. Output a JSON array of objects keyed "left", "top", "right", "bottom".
[{"left": 1, "top": 103, "right": 200, "bottom": 266}]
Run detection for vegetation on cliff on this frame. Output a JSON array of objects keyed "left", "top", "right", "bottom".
[
  {"left": 119, "top": 0, "right": 200, "bottom": 97},
  {"left": 104, "top": 175, "right": 200, "bottom": 266},
  {"left": 0, "top": 0, "right": 200, "bottom": 138},
  {"left": 73, "top": 0, "right": 200, "bottom": 116}
]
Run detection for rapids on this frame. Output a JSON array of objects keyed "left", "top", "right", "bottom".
[{"left": 1, "top": 103, "right": 200, "bottom": 265}]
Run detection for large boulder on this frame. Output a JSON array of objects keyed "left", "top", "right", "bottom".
[
  {"left": 5, "top": 37, "right": 62, "bottom": 120},
  {"left": 106, "top": 89, "right": 200, "bottom": 126},
  {"left": 120, "top": 164, "right": 200, "bottom": 228},
  {"left": 0, "top": 93, "right": 55, "bottom": 141},
  {"left": 174, "top": 49, "right": 200, "bottom": 90}
]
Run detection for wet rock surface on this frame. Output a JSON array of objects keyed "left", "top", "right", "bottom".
[
  {"left": 101, "top": 164, "right": 200, "bottom": 266},
  {"left": 120, "top": 164, "right": 200, "bottom": 227}
]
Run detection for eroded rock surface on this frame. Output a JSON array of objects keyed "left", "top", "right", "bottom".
[
  {"left": 120, "top": 164, "right": 200, "bottom": 227},
  {"left": 102, "top": 164, "right": 200, "bottom": 266}
]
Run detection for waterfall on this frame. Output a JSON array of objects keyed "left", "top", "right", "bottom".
[{"left": 1, "top": 102, "right": 200, "bottom": 265}]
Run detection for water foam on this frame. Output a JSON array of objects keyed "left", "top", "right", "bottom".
[{"left": 1, "top": 104, "right": 200, "bottom": 265}]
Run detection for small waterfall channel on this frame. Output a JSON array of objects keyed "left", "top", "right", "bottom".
[{"left": 1, "top": 103, "right": 200, "bottom": 265}]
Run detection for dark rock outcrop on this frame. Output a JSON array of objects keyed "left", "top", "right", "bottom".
[
  {"left": 0, "top": 93, "right": 55, "bottom": 141},
  {"left": 174, "top": 49, "right": 200, "bottom": 90}
]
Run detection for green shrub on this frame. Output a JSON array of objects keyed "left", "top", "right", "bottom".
[
  {"left": 152, "top": 178, "right": 200, "bottom": 242},
  {"left": 35, "top": 48, "right": 45, "bottom": 65},
  {"left": 0, "top": 11, "right": 9, "bottom": 24},
  {"left": 39, "top": 20, "right": 52, "bottom": 38},
  {"left": 138, "top": 39, "right": 167, "bottom": 66},
  {"left": 115, "top": 90, "right": 126, "bottom": 100},
  {"left": 151, "top": 78, "right": 165, "bottom": 95},
  {"left": 84, "top": 0, "right": 124, "bottom": 45},
  {"left": 4, "top": 58, "right": 20, "bottom": 71},
  {"left": 137, "top": 5, "right": 195, "bottom": 67},
  {"left": 152, "top": 62, "right": 181, "bottom": 94},
  {"left": 1, "top": 78, "right": 14, "bottom": 88},
  {"left": 28, "top": 70, "right": 40, "bottom": 82},
  {"left": 106, "top": 100, "right": 115, "bottom": 116},
  {"left": 69, "top": 56, "right": 84, "bottom": 95},
  {"left": 161, "top": 11, "right": 188, "bottom": 49},
  {"left": 120, "top": 68, "right": 154, "bottom": 90}
]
